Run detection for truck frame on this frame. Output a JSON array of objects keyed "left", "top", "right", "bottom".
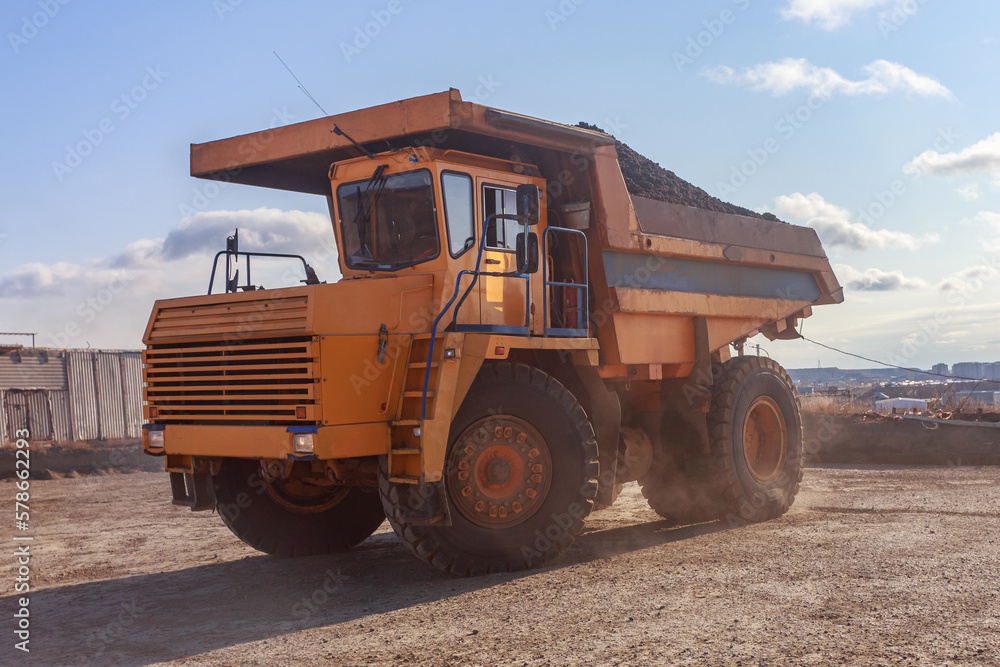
[{"left": 142, "top": 89, "right": 842, "bottom": 575}]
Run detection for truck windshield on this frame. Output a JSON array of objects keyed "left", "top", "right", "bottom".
[{"left": 337, "top": 169, "right": 439, "bottom": 271}]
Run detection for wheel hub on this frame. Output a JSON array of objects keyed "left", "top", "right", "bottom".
[
  {"left": 742, "top": 396, "right": 787, "bottom": 483},
  {"left": 261, "top": 467, "right": 350, "bottom": 514},
  {"left": 447, "top": 416, "right": 552, "bottom": 528},
  {"left": 484, "top": 457, "right": 513, "bottom": 486}
]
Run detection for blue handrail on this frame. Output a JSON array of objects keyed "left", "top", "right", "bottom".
[
  {"left": 421, "top": 213, "right": 539, "bottom": 420},
  {"left": 421, "top": 214, "right": 497, "bottom": 420}
]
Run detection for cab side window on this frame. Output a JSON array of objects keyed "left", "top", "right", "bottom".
[
  {"left": 442, "top": 172, "right": 474, "bottom": 257},
  {"left": 483, "top": 185, "right": 522, "bottom": 251}
]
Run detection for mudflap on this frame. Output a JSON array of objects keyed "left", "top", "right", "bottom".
[
  {"left": 576, "top": 366, "right": 622, "bottom": 507},
  {"left": 394, "top": 481, "right": 453, "bottom": 527},
  {"left": 170, "top": 472, "right": 216, "bottom": 511}
]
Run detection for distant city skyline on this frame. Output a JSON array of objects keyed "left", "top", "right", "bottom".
[{"left": 787, "top": 361, "right": 1000, "bottom": 385}]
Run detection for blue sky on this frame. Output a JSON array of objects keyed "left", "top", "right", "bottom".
[{"left": 2, "top": 0, "right": 999, "bottom": 370}]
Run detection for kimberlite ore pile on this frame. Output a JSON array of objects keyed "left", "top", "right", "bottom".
[{"left": 577, "top": 122, "right": 778, "bottom": 222}]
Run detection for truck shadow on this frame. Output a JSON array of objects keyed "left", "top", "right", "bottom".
[{"left": 7, "top": 519, "right": 731, "bottom": 666}]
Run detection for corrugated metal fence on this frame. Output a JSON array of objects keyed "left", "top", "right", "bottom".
[{"left": 0, "top": 349, "right": 142, "bottom": 446}]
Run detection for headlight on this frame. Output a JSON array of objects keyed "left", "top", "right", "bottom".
[
  {"left": 147, "top": 430, "right": 165, "bottom": 450},
  {"left": 292, "top": 433, "right": 315, "bottom": 454}
]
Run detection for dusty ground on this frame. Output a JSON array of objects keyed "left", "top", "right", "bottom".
[{"left": 1, "top": 466, "right": 998, "bottom": 666}]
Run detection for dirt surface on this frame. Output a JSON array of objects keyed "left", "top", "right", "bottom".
[
  {"left": 804, "top": 413, "right": 1000, "bottom": 466},
  {"left": 577, "top": 122, "right": 775, "bottom": 221},
  {"left": 2, "top": 466, "right": 998, "bottom": 665}
]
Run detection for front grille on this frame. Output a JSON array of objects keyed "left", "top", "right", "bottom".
[
  {"left": 147, "top": 295, "right": 310, "bottom": 342},
  {"left": 144, "top": 336, "right": 319, "bottom": 425}
]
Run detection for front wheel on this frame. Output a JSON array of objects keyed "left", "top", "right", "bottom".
[
  {"left": 381, "top": 363, "right": 600, "bottom": 576},
  {"left": 214, "top": 459, "right": 386, "bottom": 557},
  {"left": 707, "top": 356, "right": 803, "bottom": 524}
]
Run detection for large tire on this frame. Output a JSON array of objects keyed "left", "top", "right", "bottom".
[
  {"left": 639, "top": 437, "right": 716, "bottom": 525},
  {"left": 214, "top": 458, "right": 386, "bottom": 557},
  {"left": 381, "top": 362, "right": 600, "bottom": 576},
  {"left": 705, "top": 356, "right": 803, "bottom": 524}
]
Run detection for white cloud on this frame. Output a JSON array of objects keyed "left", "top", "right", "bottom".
[
  {"left": 160, "top": 208, "right": 333, "bottom": 261},
  {"left": 906, "top": 133, "right": 1000, "bottom": 178},
  {"left": 774, "top": 192, "right": 939, "bottom": 250},
  {"left": 781, "top": 0, "right": 899, "bottom": 30},
  {"left": 932, "top": 330, "right": 969, "bottom": 346},
  {"left": 972, "top": 211, "right": 1000, "bottom": 231},
  {"left": 0, "top": 208, "right": 339, "bottom": 349},
  {"left": 835, "top": 264, "right": 927, "bottom": 291},
  {"left": 955, "top": 184, "right": 981, "bottom": 201},
  {"left": 0, "top": 261, "right": 116, "bottom": 298},
  {"left": 936, "top": 265, "right": 999, "bottom": 292},
  {"left": 0, "top": 208, "right": 336, "bottom": 299},
  {"left": 703, "top": 58, "right": 952, "bottom": 100}
]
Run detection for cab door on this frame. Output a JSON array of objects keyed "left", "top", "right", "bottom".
[{"left": 479, "top": 183, "right": 527, "bottom": 331}]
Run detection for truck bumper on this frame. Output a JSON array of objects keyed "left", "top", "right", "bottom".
[{"left": 142, "top": 422, "right": 391, "bottom": 460}]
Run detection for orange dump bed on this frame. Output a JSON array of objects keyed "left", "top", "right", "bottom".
[{"left": 191, "top": 89, "right": 842, "bottom": 370}]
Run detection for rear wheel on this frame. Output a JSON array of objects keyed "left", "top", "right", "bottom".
[
  {"left": 381, "top": 363, "right": 600, "bottom": 576},
  {"left": 706, "top": 356, "right": 803, "bottom": 524},
  {"left": 214, "top": 458, "right": 386, "bottom": 557},
  {"left": 639, "top": 440, "right": 716, "bottom": 524}
]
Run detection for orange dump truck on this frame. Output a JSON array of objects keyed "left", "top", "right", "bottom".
[{"left": 142, "top": 89, "right": 842, "bottom": 575}]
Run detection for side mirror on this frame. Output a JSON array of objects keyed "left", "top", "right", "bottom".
[
  {"left": 516, "top": 184, "right": 540, "bottom": 226},
  {"left": 516, "top": 232, "right": 539, "bottom": 274},
  {"left": 226, "top": 229, "right": 239, "bottom": 254}
]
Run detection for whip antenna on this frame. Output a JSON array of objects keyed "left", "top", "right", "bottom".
[
  {"left": 272, "top": 51, "right": 374, "bottom": 157},
  {"left": 273, "top": 51, "right": 328, "bottom": 116}
]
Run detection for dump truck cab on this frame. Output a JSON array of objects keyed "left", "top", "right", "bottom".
[
  {"left": 328, "top": 146, "right": 590, "bottom": 339},
  {"left": 330, "top": 147, "right": 547, "bottom": 333},
  {"left": 142, "top": 89, "right": 841, "bottom": 574}
]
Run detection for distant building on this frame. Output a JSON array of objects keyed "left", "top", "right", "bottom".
[
  {"left": 931, "top": 363, "right": 950, "bottom": 377},
  {"left": 876, "top": 397, "right": 928, "bottom": 412},
  {"left": 953, "top": 362, "right": 987, "bottom": 380},
  {"left": 0, "top": 347, "right": 141, "bottom": 446}
]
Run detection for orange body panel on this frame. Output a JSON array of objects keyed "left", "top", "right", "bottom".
[
  {"left": 150, "top": 423, "right": 388, "bottom": 459},
  {"left": 611, "top": 313, "right": 695, "bottom": 365},
  {"left": 318, "top": 334, "right": 409, "bottom": 425}
]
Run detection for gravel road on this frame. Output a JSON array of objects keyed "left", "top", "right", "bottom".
[{"left": 1, "top": 466, "right": 998, "bottom": 665}]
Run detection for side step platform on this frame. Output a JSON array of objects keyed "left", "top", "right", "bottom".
[{"left": 387, "top": 332, "right": 456, "bottom": 486}]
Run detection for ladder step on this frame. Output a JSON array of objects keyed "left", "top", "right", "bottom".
[
  {"left": 411, "top": 333, "right": 442, "bottom": 340},
  {"left": 407, "top": 362, "right": 440, "bottom": 369},
  {"left": 392, "top": 419, "right": 421, "bottom": 426},
  {"left": 390, "top": 448, "right": 421, "bottom": 455},
  {"left": 389, "top": 475, "right": 420, "bottom": 484},
  {"left": 404, "top": 391, "right": 435, "bottom": 398}
]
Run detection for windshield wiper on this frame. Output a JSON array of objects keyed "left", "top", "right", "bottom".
[
  {"left": 362, "top": 165, "right": 388, "bottom": 221},
  {"left": 350, "top": 165, "right": 390, "bottom": 268},
  {"left": 366, "top": 164, "right": 386, "bottom": 190}
]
